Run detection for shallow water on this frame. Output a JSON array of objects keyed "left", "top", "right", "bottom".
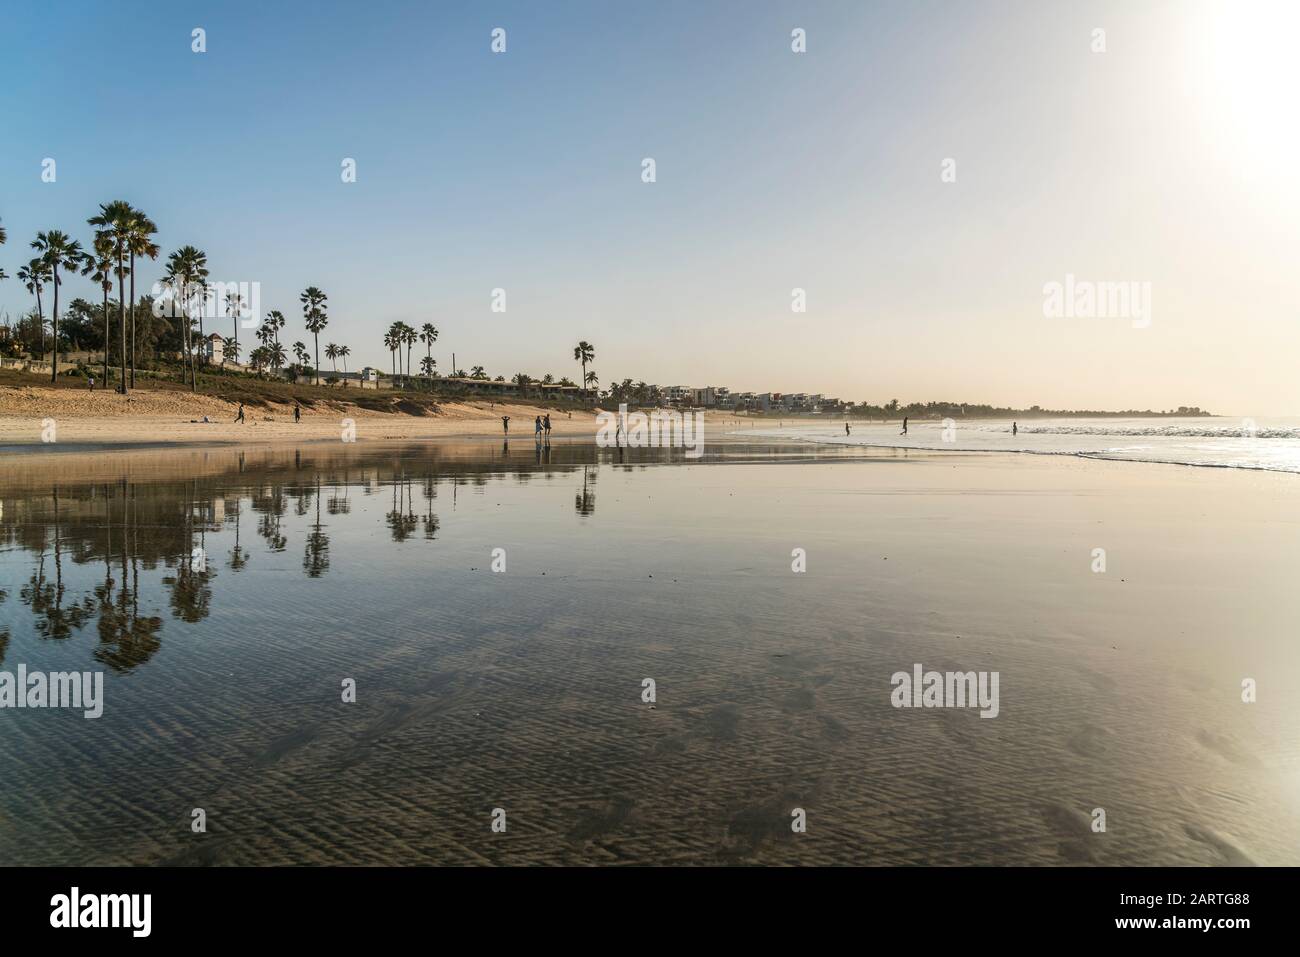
[
  {"left": 746, "top": 416, "right": 1300, "bottom": 473},
  {"left": 1, "top": 440, "right": 1297, "bottom": 865}
]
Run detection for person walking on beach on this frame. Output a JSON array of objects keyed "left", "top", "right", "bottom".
[
  {"left": 1012, "top": 421, "right": 1018, "bottom": 437},
  {"left": 294, "top": 402, "right": 301, "bottom": 424},
  {"left": 543, "top": 414, "right": 552, "bottom": 436},
  {"left": 501, "top": 415, "right": 510, "bottom": 434},
  {"left": 88, "top": 376, "right": 95, "bottom": 391},
  {"left": 845, "top": 422, "right": 851, "bottom": 435},
  {"left": 534, "top": 415, "right": 543, "bottom": 437},
  {"left": 235, "top": 402, "right": 246, "bottom": 423},
  {"left": 900, "top": 416, "right": 908, "bottom": 435}
]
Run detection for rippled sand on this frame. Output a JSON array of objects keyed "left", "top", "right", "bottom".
[{"left": 1, "top": 441, "right": 1296, "bottom": 865}]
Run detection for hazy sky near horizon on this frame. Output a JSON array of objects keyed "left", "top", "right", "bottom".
[{"left": 1, "top": 0, "right": 1297, "bottom": 414}]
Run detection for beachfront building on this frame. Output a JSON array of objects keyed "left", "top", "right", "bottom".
[
  {"left": 663, "top": 385, "right": 690, "bottom": 406},
  {"left": 202, "top": 333, "right": 224, "bottom": 365}
]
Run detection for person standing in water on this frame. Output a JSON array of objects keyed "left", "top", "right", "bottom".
[
  {"left": 501, "top": 415, "right": 510, "bottom": 434},
  {"left": 845, "top": 422, "right": 851, "bottom": 435},
  {"left": 534, "top": 415, "right": 543, "bottom": 437},
  {"left": 543, "top": 413, "right": 552, "bottom": 436},
  {"left": 1012, "top": 421, "right": 1017, "bottom": 436},
  {"left": 900, "top": 416, "right": 908, "bottom": 435}
]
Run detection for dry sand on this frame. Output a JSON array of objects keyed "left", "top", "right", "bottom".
[
  {"left": 0, "top": 383, "right": 766, "bottom": 449},
  {"left": 0, "top": 384, "right": 596, "bottom": 447}
]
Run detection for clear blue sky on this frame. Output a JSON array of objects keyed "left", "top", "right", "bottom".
[{"left": 1, "top": 0, "right": 1296, "bottom": 412}]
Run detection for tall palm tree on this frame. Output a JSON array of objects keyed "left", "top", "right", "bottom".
[
  {"left": 31, "top": 231, "right": 86, "bottom": 382},
  {"left": 420, "top": 323, "right": 438, "bottom": 384},
  {"left": 17, "top": 258, "right": 51, "bottom": 358},
  {"left": 384, "top": 323, "right": 401, "bottom": 379},
  {"left": 293, "top": 341, "right": 309, "bottom": 375},
  {"left": 325, "top": 342, "right": 339, "bottom": 376},
  {"left": 223, "top": 336, "right": 239, "bottom": 368},
  {"left": 300, "top": 287, "right": 328, "bottom": 384},
  {"left": 164, "top": 245, "right": 208, "bottom": 391},
  {"left": 92, "top": 236, "right": 117, "bottom": 384},
  {"left": 124, "top": 209, "right": 158, "bottom": 387},
  {"left": 573, "top": 341, "right": 595, "bottom": 393},
  {"left": 337, "top": 344, "right": 350, "bottom": 376},
  {"left": 584, "top": 370, "right": 599, "bottom": 392},
  {"left": 225, "top": 290, "right": 243, "bottom": 370},
  {"left": 402, "top": 323, "right": 417, "bottom": 384},
  {"left": 88, "top": 201, "right": 135, "bottom": 393},
  {"left": 268, "top": 341, "right": 287, "bottom": 375},
  {"left": 264, "top": 309, "right": 286, "bottom": 349}
]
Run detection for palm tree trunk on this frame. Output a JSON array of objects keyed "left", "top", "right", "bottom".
[
  {"left": 102, "top": 289, "right": 110, "bottom": 384},
  {"left": 50, "top": 267, "right": 59, "bottom": 382},
  {"left": 128, "top": 251, "right": 136, "bottom": 388},
  {"left": 33, "top": 287, "right": 44, "bottom": 359},
  {"left": 313, "top": 335, "right": 320, "bottom": 385},
  {"left": 117, "top": 251, "right": 127, "bottom": 394}
]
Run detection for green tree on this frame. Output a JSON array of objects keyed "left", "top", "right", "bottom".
[
  {"left": 300, "top": 287, "right": 328, "bottom": 384},
  {"left": 31, "top": 231, "right": 87, "bottom": 381},
  {"left": 573, "top": 341, "right": 595, "bottom": 393},
  {"left": 88, "top": 201, "right": 135, "bottom": 393}
]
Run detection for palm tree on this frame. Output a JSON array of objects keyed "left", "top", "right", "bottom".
[
  {"left": 125, "top": 209, "right": 158, "bottom": 387},
  {"left": 470, "top": 365, "right": 487, "bottom": 380},
  {"left": 225, "top": 290, "right": 243, "bottom": 370},
  {"left": 264, "top": 309, "right": 286, "bottom": 349},
  {"left": 300, "top": 287, "right": 328, "bottom": 384},
  {"left": 584, "top": 370, "right": 599, "bottom": 392},
  {"left": 268, "top": 341, "right": 287, "bottom": 376},
  {"left": 420, "top": 323, "right": 438, "bottom": 384},
  {"left": 30, "top": 231, "right": 86, "bottom": 382},
  {"left": 293, "top": 341, "right": 309, "bottom": 375},
  {"left": 325, "top": 342, "right": 339, "bottom": 377},
  {"left": 402, "top": 323, "right": 417, "bottom": 385},
  {"left": 164, "top": 246, "right": 208, "bottom": 390},
  {"left": 89, "top": 237, "right": 116, "bottom": 383},
  {"left": 384, "top": 323, "right": 401, "bottom": 380},
  {"left": 512, "top": 372, "right": 532, "bottom": 396},
  {"left": 573, "top": 341, "right": 595, "bottom": 394},
  {"left": 337, "top": 344, "right": 350, "bottom": 376},
  {"left": 420, "top": 355, "right": 436, "bottom": 379},
  {"left": 88, "top": 201, "right": 135, "bottom": 393},
  {"left": 16, "top": 258, "right": 51, "bottom": 358},
  {"left": 249, "top": 344, "right": 269, "bottom": 376}
]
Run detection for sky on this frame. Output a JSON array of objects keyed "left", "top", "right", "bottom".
[{"left": 1, "top": 0, "right": 1297, "bottom": 414}]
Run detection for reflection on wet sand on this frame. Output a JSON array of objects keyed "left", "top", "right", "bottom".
[{"left": 1, "top": 439, "right": 1297, "bottom": 866}]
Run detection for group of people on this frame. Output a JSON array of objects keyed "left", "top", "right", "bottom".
[{"left": 501, "top": 414, "right": 552, "bottom": 438}]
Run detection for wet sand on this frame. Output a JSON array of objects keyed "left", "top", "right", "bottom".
[{"left": 1, "top": 441, "right": 1296, "bottom": 865}]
